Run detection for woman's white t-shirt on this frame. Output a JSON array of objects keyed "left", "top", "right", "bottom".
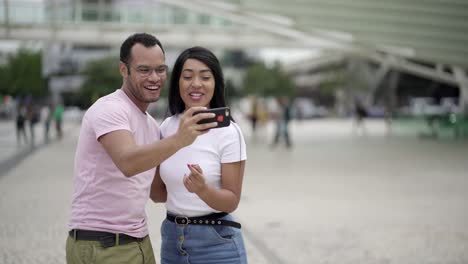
[{"left": 159, "top": 115, "right": 247, "bottom": 217}]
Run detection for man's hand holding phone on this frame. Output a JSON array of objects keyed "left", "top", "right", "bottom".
[
  {"left": 193, "top": 107, "right": 230, "bottom": 128},
  {"left": 175, "top": 107, "right": 217, "bottom": 147}
]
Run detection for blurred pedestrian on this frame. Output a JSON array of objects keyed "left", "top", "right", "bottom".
[
  {"left": 353, "top": 99, "right": 367, "bottom": 135},
  {"left": 384, "top": 104, "right": 393, "bottom": 136},
  {"left": 15, "top": 105, "right": 28, "bottom": 145},
  {"left": 150, "top": 46, "right": 248, "bottom": 264},
  {"left": 271, "top": 96, "right": 293, "bottom": 149},
  {"left": 41, "top": 105, "right": 52, "bottom": 143},
  {"left": 66, "top": 33, "right": 215, "bottom": 264},
  {"left": 27, "top": 104, "right": 39, "bottom": 145},
  {"left": 53, "top": 103, "right": 64, "bottom": 139},
  {"left": 248, "top": 95, "right": 259, "bottom": 135}
]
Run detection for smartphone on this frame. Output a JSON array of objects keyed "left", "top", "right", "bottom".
[{"left": 193, "top": 107, "right": 231, "bottom": 128}]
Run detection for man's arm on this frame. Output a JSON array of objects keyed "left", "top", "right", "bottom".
[{"left": 99, "top": 107, "right": 216, "bottom": 177}]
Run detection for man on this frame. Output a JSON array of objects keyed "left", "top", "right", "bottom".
[
  {"left": 271, "top": 96, "right": 292, "bottom": 148},
  {"left": 66, "top": 33, "right": 216, "bottom": 264}
]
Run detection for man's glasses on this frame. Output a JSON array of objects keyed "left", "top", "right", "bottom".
[{"left": 125, "top": 63, "right": 168, "bottom": 78}]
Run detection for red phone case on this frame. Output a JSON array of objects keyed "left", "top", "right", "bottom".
[{"left": 193, "top": 107, "right": 231, "bottom": 128}]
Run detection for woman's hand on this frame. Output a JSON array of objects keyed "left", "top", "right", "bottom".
[{"left": 184, "top": 164, "right": 208, "bottom": 194}]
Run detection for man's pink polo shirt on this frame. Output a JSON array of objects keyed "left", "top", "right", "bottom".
[{"left": 68, "top": 89, "right": 160, "bottom": 238}]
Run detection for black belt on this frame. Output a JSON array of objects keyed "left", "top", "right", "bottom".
[
  {"left": 166, "top": 212, "right": 241, "bottom": 229},
  {"left": 69, "top": 229, "right": 146, "bottom": 248}
]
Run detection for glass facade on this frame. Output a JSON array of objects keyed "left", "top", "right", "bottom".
[{"left": 0, "top": 0, "right": 233, "bottom": 28}]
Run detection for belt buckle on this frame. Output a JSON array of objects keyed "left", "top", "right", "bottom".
[
  {"left": 175, "top": 216, "right": 189, "bottom": 225},
  {"left": 99, "top": 234, "right": 117, "bottom": 248}
]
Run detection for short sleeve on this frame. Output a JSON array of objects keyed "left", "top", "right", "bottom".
[
  {"left": 86, "top": 100, "right": 131, "bottom": 140},
  {"left": 160, "top": 115, "right": 179, "bottom": 139},
  {"left": 220, "top": 122, "right": 247, "bottom": 163},
  {"left": 159, "top": 117, "right": 169, "bottom": 139}
]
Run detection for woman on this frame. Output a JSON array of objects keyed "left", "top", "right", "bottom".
[{"left": 151, "top": 46, "right": 248, "bottom": 264}]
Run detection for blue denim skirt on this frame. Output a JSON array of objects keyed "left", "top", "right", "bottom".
[{"left": 160, "top": 213, "right": 248, "bottom": 264}]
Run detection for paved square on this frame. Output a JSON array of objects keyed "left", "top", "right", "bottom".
[{"left": 1, "top": 119, "right": 468, "bottom": 264}]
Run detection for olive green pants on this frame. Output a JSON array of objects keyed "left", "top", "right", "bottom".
[{"left": 66, "top": 235, "right": 156, "bottom": 264}]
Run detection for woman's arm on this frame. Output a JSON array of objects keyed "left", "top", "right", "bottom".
[
  {"left": 150, "top": 167, "right": 167, "bottom": 203},
  {"left": 184, "top": 161, "right": 245, "bottom": 213}
]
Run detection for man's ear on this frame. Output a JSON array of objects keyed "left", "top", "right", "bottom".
[{"left": 119, "top": 62, "right": 128, "bottom": 78}]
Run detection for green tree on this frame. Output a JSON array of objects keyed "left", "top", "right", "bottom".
[
  {"left": 225, "top": 78, "right": 241, "bottom": 99},
  {"left": 0, "top": 64, "right": 8, "bottom": 95},
  {"left": 243, "top": 61, "right": 295, "bottom": 97},
  {"left": 221, "top": 50, "right": 254, "bottom": 68},
  {"left": 78, "top": 56, "right": 122, "bottom": 108},
  {"left": 0, "top": 48, "right": 47, "bottom": 97},
  {"left": 77, "top": 57, "right": 172, "bottom": 108},
  {"left": 319, "top": 70, "right": 346, "bottom": 97}
]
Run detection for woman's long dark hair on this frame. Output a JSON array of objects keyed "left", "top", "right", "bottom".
[{"left": 168, "top": 46, "right": 228, "bottom": 116}]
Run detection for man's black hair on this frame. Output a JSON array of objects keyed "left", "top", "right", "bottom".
[
  {"left": 168, "top": 46, "right": 227, "bottom": 116},
  {"left": 120, "top": 33, "right": 165, "bottom": 64}
]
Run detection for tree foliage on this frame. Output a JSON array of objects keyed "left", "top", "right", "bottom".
[
  {"left": 77, "top": 56, "right": 176, "bottom": 109},
  {"left": 0, "top": 48, "right": 46, "bottom": 97},
  {"left": 243, "top": 61, "right": 295, "bottom": 97},
  {"left": 221, "top": 50, "right": 254, "bottom": 68},
  {"left": 78, "top": 56, "right": 122, "bottom": 108},
  {"left": 0, "top": 64, "right": 7, "bottom": 95}
]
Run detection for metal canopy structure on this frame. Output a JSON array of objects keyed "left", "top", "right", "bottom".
[
  {"left": 164, "top": 0, "right": 468, "bottom": 107},
  {"left": 1, "top": 0, "right": 467, "bottom": 64},
  {"left": 222, "top": 0, "right": 468, "bottom": 69},
  {"left": 1, "top": 0, "right": 467, "bottom": 68},
  {"left": 204, "top": 0, "right": 468, "bottom": 110},
  {"left": 1, "top": 0, "right": 467, "bottom": 107}
]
